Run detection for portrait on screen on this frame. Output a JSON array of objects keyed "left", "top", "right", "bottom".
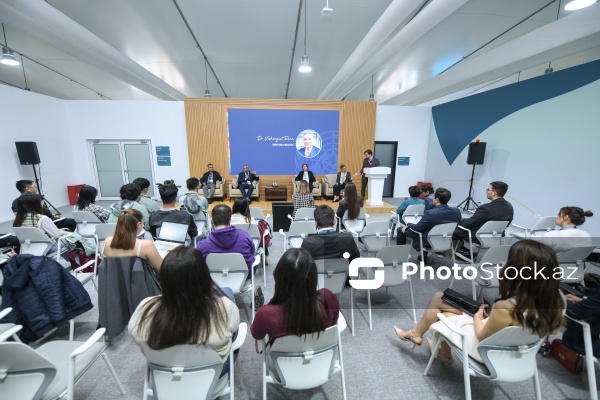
[{"left": 297, "top": 130, "right": 321, "bottom": 158}]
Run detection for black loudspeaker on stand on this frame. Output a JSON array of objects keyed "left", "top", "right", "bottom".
[
  {"left": 14, "top": 141, "right": 61, "bottom": 215},
  {"left": 458, "top": 141, "right": 486, "bottom": 211}
]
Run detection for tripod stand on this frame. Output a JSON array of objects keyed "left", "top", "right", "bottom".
[
  {"left": 457, "top": 163, "right": 479, "bottom": 211},
  {"left": 31, "top": 164, "right": 61, "bottom": 215}
]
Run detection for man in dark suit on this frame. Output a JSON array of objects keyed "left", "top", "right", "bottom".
[
  {"left": 237, "top": 164, "right": 259, "bottom": 203},
  {"left": 453, "top": 181, "right": 513, "bottom": 261},
  {"left": 332, "top": 164, "right": 352, "bottom": 202},
  {"left": 397, "top": 188, "right": 461, "bottom": 260},
  {"left": 358, "top": 149, "right": 380, "bottom": 198},
  {"left": 301, "top": 204, "right": 360, "bottom": 263}
]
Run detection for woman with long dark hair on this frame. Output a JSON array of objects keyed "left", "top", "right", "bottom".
[
  {"left": 393, "top": 240, "right": 565, "bottom": 365},
  {"left": 103, "top": 210, "right": 163, "bottom": 271},
  {"left": 231, "top": 197, "right": 254, "bottom": 226},
  {"left": 129, "top": 246, "right": 239, "bottom": 371},
  {"left": 74, "top": 185, "right": 110, "bottom": 222},
  {"left": 542, "top": 206, "right": 593, "bottom": 254},
  {"left": 251, "top": 248, "right": 339, "bottom": 343},
  {"left": 335, "top": 182, "right": 362, "bottom": 222}
]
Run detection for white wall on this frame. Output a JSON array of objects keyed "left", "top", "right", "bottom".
[
  {"left": 0, "top": 85, "right": 74, "bottom": 223},
  {"left": 375, "top": 105, "right": 431, "bottom": 197},
  {"left": 425, "top": 79, "right": 600, "bottom": 236},
  {"left": 65, "top": 101, "right": 189, "bottom": 197}
]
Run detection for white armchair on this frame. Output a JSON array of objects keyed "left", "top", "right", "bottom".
[
  {"left": 229, "top": 178, "right": 260, "bottom": 200},
  {"left": 292, "top": 178, "right": 321, "bottom": 199}
]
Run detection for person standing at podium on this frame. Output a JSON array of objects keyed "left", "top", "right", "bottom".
[{"left": 357, "top": 149, "right": 380, "bottom": 198}]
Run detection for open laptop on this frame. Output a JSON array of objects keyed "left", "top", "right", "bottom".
[{"left": 154, "top": 221, "right": 188, "bottom": 257}]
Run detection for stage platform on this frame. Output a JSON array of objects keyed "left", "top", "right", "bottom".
[{"left": 206, "top": 198, "right": 396, "bottom": 215}]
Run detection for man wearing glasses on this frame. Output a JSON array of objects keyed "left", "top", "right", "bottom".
[{"left": 453, "top": 181, "right": 513, "bottom": 261}]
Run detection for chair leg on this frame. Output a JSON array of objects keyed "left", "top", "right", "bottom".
[
  {"left": 262, "top": 353, "right": 268, "bottom": 400},
  {"left": 408, "top": 277, "right": 417, "bottom": 323},
  {"left": 424, "top": 337, "right": 442, "bottom": 375},
  {"left": 102, "top": 353, "right": 127, "bottom": 395},
  {"left": 337, "top": 330, "right": 348, "bottom": 400},
  {"left": 471, "top": 279, "right": 477, "bottom": 301},
  {"left": 462, "top": 343, "right": 472, "bottom": 400},
  {"left": 367, "top": 288, "right": 372, "bottom": 330},
  {"left": 69, "top": 319, "right": 74, "bottom": 341},
  {"left": 350, "top": 288, "right": 355, "bottom": 336},
  {"left": 533, "top": 366, "right": 542, "bottom": 400},
  {"left": 143, "top": 366, "right": 150, "bottom": 400}
]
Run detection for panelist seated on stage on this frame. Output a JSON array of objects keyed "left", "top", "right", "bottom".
[
  {"left": 294, "top": 163, "right": 317, "bottom": 193},
  {"left": 236, "top": 164, "right": 259, "bottom": 203}
]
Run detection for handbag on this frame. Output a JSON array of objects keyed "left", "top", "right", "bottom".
[
  {"left": 441, "top": 288, "right": 480, "bottom": 315},
  {"left": 551, "top": 339, "right": 584, "bottom": 374},
  {"left": 254, "top": 285, "right": 264, "bottom": 310}
]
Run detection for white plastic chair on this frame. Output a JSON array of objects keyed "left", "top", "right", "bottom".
[
  {"left": 0, "top": 308, "right": 21, "bottom": 343},
  {"left": 401, "top": 204, "right": 425, "bottom": 225},
  {"left": 13, "top": 227, "right": 73, "bottom": 262},
  {"left": 412, "top": 222, "right": 458, "bottom": 264},
  {"left": 509, "top": 216, "right": 556, "bottom": 240},
  {"left": 192, "top": 211, "right": 211, "bottom": 238},
  {"left": 564, "top": 315, "right": 598, "bottom": 400},
  {"left": 72, "top": 211, "right": 103, "bottom": 238},
  {"left": 205, "top": 253, "right": 255, "bottom": 315},
  {"left": 279, "top": 221, "right": 316, "bottom": 250},
  {"left": 341, "top": 209, "right": 368, "bottom": 234},
  {"left": 426, "top": 314, "right": 543, "bottom": 400},
  {"left": 468, "top": 245, "right": 511, "bottom": 300},
  {"left": 556, "top": 245, "right": 596, "bottom": 283},
  {"left": 0, "top": 326, "right": 126, "bottom": 400},
  {"left": 357, "top": 220, "right": 389, "bottom": 256},
  {"left": 262, "top": 324, "right": 347, "bottom": 400},
  {"left": 141, "top": 323, "right": 248, "bottom": 400},
  {"left": 457, "top": 221, "right": 510, "bottom": 263},
  {"left": 250, "top": 207, "right": 266, "bottom": 221},
  {"left": 287, "top": 207, "right": 315, "bottom": 222},
  {"left": 235, "top": 224, "right": 269, "bottom": 285}
]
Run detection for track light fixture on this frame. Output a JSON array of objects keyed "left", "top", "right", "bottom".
[
  {"left": 204, "top": 58, "right": 211, "bottom": 98},
  {"left": 368, "top": 75, "right": 375, "bottom": 102},
  {"left": 1, "top": 24, "right": 20, "bottom": 66},
  {"left": 299, "top": 0, "right": 312, "bottom": 73}
]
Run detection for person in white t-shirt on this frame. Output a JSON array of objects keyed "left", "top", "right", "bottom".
[{"left": 542, "top": 206, "right": 593, "bottom": 254}]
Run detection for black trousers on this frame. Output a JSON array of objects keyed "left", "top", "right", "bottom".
[
  {"left": 361, "top": 176, "right": 368, "bottom": 198},
  {"left": 333, "top": 183, "right": 346, "bottom": 196},
  {"left": 54, "top": 217, "right": 77, "bottom": 232}
]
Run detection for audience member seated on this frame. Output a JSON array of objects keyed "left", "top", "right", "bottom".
[
  {"left": 133, "top": 177, "right": 160, "bottom": 214},
  {"left": 542, "top": 206, "right": 593, "bottom": 255},
  {"left": 103, "top": 211, "right": 163, "bottom": 272},
  {"left": 332, "top": 164, "right": 352, "bottom": 202},
  {"left": 292, "top": 180, "right": 315, "bottom": 219},
  {"left": 453, "top": 181, "right": 513, "bottom": 261},
  {"left": 74, "top": 185, "right": 110, "bottom": 222},
  {"left": 251, "top": 248, "right": 339, "bottom": 344},
  {"left": 301, "top": 204, "right": 360, "bottom": 263},
  {"left": 200, "top": 163, "right": 223, "bottom": 204},
  {"left": 335, "top": 183, "right": 363, "bottom": 226},
  {"left": 13, "top": 193, "right": 95, "bottom": 259},
  {"left": 12, "top": 179, "right": 76, "bottom": 232},
  {"left": 389, "top": 185, "right": 425, "bottom": 233},
  {"left": 196, "top": 204, "right": 255, "bottom": 276},
  {"left": 563, "top": 290, "right": 600, "bottom": 357},
  {"left": 149, "top": 184, "right": 197, "bottom": 240},
  {"left": 393, "top": 240, "right": 565, "bottom": 365},
  {"left": 179, "top": 177, "right": 209, "bottom": 216},
  {"left": 127, "top": 208, "right": 154, "bottom": 241},
  {"left": 396, "top": 188, "right": 460, "bottom": 261},
  {"left": 129, "top": 246, "right": 240, "bottom": 376},
  {"left": 294, "top": 163, "right": 317, "bottom": 193},
  {"left": 108, "top": 183, "right": 151, "bottom": 230},
  {"left": 231, "top": 198, "right": 271, "bottom": 263},
  {"left": 419, "top": 184, "right": 435, "bottom": 210}
]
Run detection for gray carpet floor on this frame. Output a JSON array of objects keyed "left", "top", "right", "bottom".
[{"left": 1, "top": 199, "right": 597, "bottom": 399}]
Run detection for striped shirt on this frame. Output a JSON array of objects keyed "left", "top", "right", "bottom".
[{"left": 292, "top": 193, "right": 315, "bottom": 218}]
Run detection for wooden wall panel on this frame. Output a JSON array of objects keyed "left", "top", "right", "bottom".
[{"left": 184, "top": 98, "right": 376, "bottom": 199}]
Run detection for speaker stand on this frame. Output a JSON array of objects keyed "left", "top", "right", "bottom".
[
  {"left": 457, "top": 163, "right": 479, "bottom": 211},
  {"left": 31, "top": 164, "right": 61, "bottom": 216}
]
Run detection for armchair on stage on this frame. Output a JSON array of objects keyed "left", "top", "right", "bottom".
[
  {"left": 321, "top": 174, "right": 337, "bottom": 199},
  {"left": 292, "top": 179, "right": 321, "bottom": 199},
  {"left": 363, "top": 167, "right": 391, "bottom": 206},
  {"left": 229, "top": 178, "right": 260, "bottom": 201},
  {"left": 201, "top": 181, "right": 225, "bottom": 200}
]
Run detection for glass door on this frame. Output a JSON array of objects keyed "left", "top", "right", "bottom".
[{"left": 89, "top": 140, "right": 155, "bottom": 199}]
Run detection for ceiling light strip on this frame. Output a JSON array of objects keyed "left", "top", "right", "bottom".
[
  {"left": 172, "top": 0, "right": 228, "bottom": 98},
  {"left": 285, "top": 0, "right": 305, "bottom": 99}
]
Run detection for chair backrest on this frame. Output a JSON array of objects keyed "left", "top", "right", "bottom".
[
  {"left": 342, "top": 209, "right": 367, "bottom": 233},
  {"left": 294, "top": 208, "right": 316, "bottom": 221},
  {"left": 12, "top": 227, "right": 53, "bottom": 257},
  {"left": 205, "top": 253, "right": 249, "bottom": 293},
  {"left": 426, "top": 223, "right": 458, "bottom": 253},
  {"left": 141, "top": 343, "right": 225, "bottom": 400},
  {"left": 376, "top": 245, "right": 412, "bottom": 287},
  {"left": 287, "top": 221, "right": 317, "bottom": 248},
  {"left": 315, "top": 258, "right": 349, "bottom": 295},
  {"left": 250, "top": 207, "right": 265, "bottom": 221},
  {"left": 0, "top": 341, "right": 57, "bottom": 400},
  {"left": 267, "top": 325, "right": 339, "bottom": 390},
  {"left": 359, "top": 221, "right": 389, "bottom": 254},
  {"left": 556, "top": 245, "right": 596, "bottom": 282},
  {"left": 72, "top": 211, "right": 103, "bottom": 238},
  {"left": 476, "top": 245, "right": 511, "bottom": 287},
  {"left": 477, "top": 326, "right": 542, "bottom": 382},
  {"left": 95, "top": 223, "right": 117, "bottom": 242},
  {"left": 235, "top": 224, "right": 262, "bottom": 250},
  {"left": 529, "top": 216, "right": 556, "bottom": 237},
  {"left": 475, "top": 221, "right": 510, "bottom": 249},
  {"left": 402, "top": 204, "right": 425, "bottom": 225}
]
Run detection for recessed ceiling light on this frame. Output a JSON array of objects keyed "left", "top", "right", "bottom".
[{"left": 564, "top": 0, "right": 597, "bottom": 11}]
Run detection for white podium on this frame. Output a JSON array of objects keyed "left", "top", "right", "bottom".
[{"left": 363, "top": 167, "right": 391, "bottom": 206}]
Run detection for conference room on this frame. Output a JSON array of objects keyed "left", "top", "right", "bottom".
[{"left": 0, "top": 1, "right": 599, "bottom": 399}]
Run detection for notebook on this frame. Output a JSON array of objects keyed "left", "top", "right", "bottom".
[
  {"left": 154, "top": 221, "right": 188, "bottom": 257},
  {"left": 441, "top": 288, "right": 481, "bottom": 315}
]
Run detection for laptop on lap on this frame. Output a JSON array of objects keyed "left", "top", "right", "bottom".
[{"left": 154, "top": 221, "right": 188, "bottom": 257}]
